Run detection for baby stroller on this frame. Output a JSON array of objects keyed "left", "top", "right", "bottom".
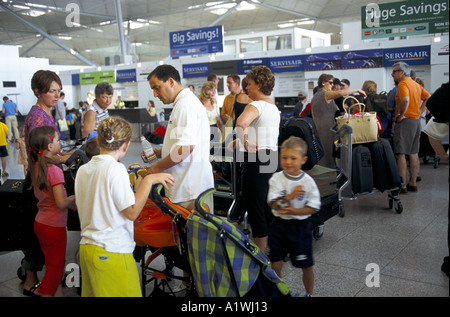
[
  {"left": 134, "top": 183, "right": 195, "bottom": 297},
  {"left": 186, "top": 188, "right": 304, "bottom": 297}
]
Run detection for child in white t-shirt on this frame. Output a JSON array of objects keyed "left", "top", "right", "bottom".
[
  {"left": 267, "top": 137, "right": 321, "bottom": 296},
  {"left": 75, "top": 116, "right": 174, "bottom": 297}
]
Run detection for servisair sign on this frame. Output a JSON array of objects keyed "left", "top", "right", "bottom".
[{"left": 361, "top": 0, "right": 449, "bottom": 39}]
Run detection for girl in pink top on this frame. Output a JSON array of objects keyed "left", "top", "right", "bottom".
[{"left": 29, "top": 126, "right": 76, "bottom": 297}]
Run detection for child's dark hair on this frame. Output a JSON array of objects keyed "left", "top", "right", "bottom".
[
  {"left": 97, "top": 116, "right": 132, "bottom": 151},
  {"left": 28, "top": 126, "right": 57, "bottom": 191},
  {"left": 281, "top": 137, "right": 307, "bottom": 156},
  {"left": 85, "top": 137, "right": 100, "bottom": 159}
]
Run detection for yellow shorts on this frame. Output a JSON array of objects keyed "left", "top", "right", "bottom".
[{"left": 79, "top": 244, "right": 141, "bottom": 297}]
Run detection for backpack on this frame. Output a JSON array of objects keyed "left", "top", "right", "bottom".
[
  {"left": 278, "top": 117, "right": 324, "bottom": 170},
  {"left": 65, "top": 114, "right": 74, "bottom": 126},
  {"left": 426, "top": 82, "right": 449, "bottom": 124},
  {"left": 368, "top": 92, "right": 388, "bottom": 117}
]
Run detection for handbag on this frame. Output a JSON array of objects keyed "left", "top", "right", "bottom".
[
  {"left": 336, "top": 96, "right": 378, "bottom": 145},
  {"left": 58, "top": 119, "right": 69, "bottom": 132}
]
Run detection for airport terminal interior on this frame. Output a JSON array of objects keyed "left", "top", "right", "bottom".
[
  {"left": 0, "top": 141, "right": 448, "bottom": 297},
  {"left": 0, "top": 0, "right": 449, "bottom": 298}
]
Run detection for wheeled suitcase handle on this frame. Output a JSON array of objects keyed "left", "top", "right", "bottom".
[{"left": 331, "top": 123, "right": 353, "bottom": 136}]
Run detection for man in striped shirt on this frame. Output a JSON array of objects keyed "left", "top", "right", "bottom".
[{"left": 82, "top": 82, "right": 113, "bottom": 139}]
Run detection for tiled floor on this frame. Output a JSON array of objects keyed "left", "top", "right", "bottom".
[{"left": 0, "top": 140, "right": 448, "bottom": 297}]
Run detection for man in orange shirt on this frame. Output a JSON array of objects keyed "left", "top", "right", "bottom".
[
  {"left": 221, "top": 74, "right": 241, "bottom": 123},
  {"left": 392, "top": 62, "right": 430, "bottom": 193}
]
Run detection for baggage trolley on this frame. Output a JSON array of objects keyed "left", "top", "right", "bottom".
[
  {"left": 210, "top": 142, "right": 250, "bottom": 235},
  {"left": 332, "top": 124, "right": 403, "bottom": 217}
]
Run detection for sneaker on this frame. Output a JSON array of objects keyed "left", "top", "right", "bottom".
[{"left": 1, "top": 171, "right": 8, "bottom": 177}]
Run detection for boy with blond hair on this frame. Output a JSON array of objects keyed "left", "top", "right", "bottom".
[{"left": 267, "top": 137, "right": 321, "bottom": 296}]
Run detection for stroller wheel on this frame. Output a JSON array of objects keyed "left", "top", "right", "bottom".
[
  {"left": 17, "top": 266, "right": 26, "bottom": 281},
  {"left": 395, "top": 202, "right": 403, "bottom": 214}
]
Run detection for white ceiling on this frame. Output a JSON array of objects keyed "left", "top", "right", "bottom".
[{"left": 0, "top": 0, "right": 403, "bottom": 66}]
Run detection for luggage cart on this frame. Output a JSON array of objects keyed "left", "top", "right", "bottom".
[
  {"left": 210, "top": 143, "right": 250, "bottom": 235},
  {"left": 332, "top": 124, "right": 403, "bottom": 217}
]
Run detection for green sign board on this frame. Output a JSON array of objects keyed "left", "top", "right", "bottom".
[
  {"left": 79, "top": 70, "right": 115, "bottom": 85},
  {"left": 361, "top": 0, "right": 449, "bottom": 39}
]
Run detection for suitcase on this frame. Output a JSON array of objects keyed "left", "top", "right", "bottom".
[
  {"left": 278, "top": 117, "right": 324, "bottom": 170},
  {"left": 306, "top": 164, "right": 337, "bottom": 198},
  {"left": 368, "top": 138, "right": 402, "bottom": 192},
  {"left": 0, "top": 179, "right": 38, "bottom": 252},
  {"left": 418, "top": 131, "right": 436, "bottom": 158},
  {"left": 310, "top": 193, "right": 339, "bottom": 238},
  {"left": 352, "top": 145, "right": 373, "bottom": 194}
]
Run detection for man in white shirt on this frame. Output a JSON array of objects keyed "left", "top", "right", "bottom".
[{"left": 146, "top": 65, "right": 214, "bottom": 211}]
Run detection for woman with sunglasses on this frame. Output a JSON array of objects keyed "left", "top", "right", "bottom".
[{"left": 311, "top": 74, "right": 366, "bottom": 169}]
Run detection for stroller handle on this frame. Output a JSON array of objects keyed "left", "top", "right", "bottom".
[
  {"left": 194, "top": 188, "right": 216, "bottom": 217},
  {"left": 150, "top": 184, "right": 163, "bottom": 201}
]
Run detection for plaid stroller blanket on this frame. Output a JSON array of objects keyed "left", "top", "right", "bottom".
[{"left": 186, "top": 188, "right": 302, "bottom": 297}]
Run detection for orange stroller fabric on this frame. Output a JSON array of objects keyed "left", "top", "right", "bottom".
[
  {"left": 134, "top": 198, "right": 191, "bottom": 248},
  {"left": 134, "top": 200, "right": 177, "bottom": 247}
]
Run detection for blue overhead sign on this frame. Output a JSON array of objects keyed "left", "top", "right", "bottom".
[
  {"left": 383, "top": 45, "right": 431, "bottom": 66},
  {"left": 116, "top": 69, "right": 137, "bottom": 82},
  {"left": 342, "top": 49, "right": 383, "bottom": 69},
  {"left": 170, "top": 25, "right": 224, "bottom": 58},
  {"left": 183, "top": 63, "right": 210, "bottom": 78},
  {"left": 303, "top": 52, "right": 342, "bottom": 71},
  {"left": 71, "top": 73, "right": 80, "bottom": 86},
  {"left": 237, "top": 58, "right": 269, "bottom": 74},
  {"left": 269, "top": 55, "right": 303, "bottom": 73}
]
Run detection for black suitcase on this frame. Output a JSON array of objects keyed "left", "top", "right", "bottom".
[
  {"left": 352, "top": 145, "right": 373, "bottom": 194},
  {"left": 0, "top": 179, "right": 38, "bottom": 252},
  {"left": 310, "top": 193, "right": 339, "bottom": 229},
  {"left": 278, "top": 117, "right": 324, "bottom": 170},
  {"left": 368, "top": 138, "right": 402, "bottom": 192},
  {"left": 418, "top": 131, "right": 436, "bottom": 158}
]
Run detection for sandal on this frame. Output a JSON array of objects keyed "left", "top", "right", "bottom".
[{"left": 23, "top": 282, "right": 41, "bottom": 297}]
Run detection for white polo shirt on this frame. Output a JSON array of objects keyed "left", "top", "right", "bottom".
[
  {"left": 161, "top": 88, "right": 214, "bottom": 203},
  {"left": 268, "top": 171, "right": 321, "bottom": 220},
  {"left": 75, "top": 155, "right": 136, "bottom": 253}
]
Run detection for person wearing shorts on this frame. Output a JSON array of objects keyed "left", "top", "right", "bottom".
[
  {"left": 267, "top": 137, "right": 321, "bottom": 296},
  {"left": 391, "top": 62, "right": 430, "bottom": 193}
]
